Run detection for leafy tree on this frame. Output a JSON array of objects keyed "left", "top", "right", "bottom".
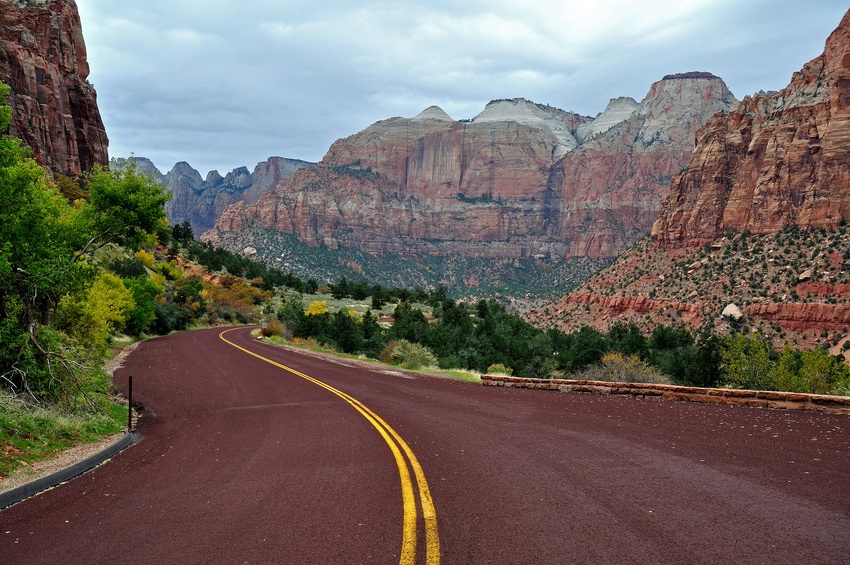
[
  {"left": 174, "top": 277, "right": 206, "bottom": 316},
  {"left": 330, "top": 309, "right": 362, "bottom": 353},
  {"left": 305, "top": 300, "right": 329, "bottom": 316},
  {"left": 554, "top": 325, "right": 608, "bottom": 374},
  {"left": 151, "top": 302, "right": 191, "bottom": 334},
  {"left": 360, "top": 310, "right": 385, "bottom": 358},
  {"left": 123, "top": 276, "right": 163, "bottom": 336},
  {"left": 388, "top": 303, "right": 430, "bottom": 344},
  {"left": 0, "top": 81, "right": 167, "bottom": 401},
  {"left": 54, "top": 272, "right": 134, "bottom": 350},
  {"left": 370, "top": 284, "right": 387, "bottom": 309},
  {"left": 331, "top": 276, "right": 351, "bottom": 299},
  {"left": 607, "top": 322, "right": 648, "bottom": 358},
  {"left": 75, "top": 165, "right": 170, "bottom": 260},
  {"left": 108, "top": 255, "right": 147, "bottom": 278},
  {"left": 171, "top": 220, "right": 194, "bottom": 243},
  {"left": 720, "top": 334, "right": 776, "bottom": 390}
]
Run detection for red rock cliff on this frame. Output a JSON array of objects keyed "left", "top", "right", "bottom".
[
  {"left": 0, "top": 0, "right": 108, "bottom": 175},
  {"left": 550, "top": 73, "right": 735, "bottom": 257},
  {"left": 652, "top": 9, "right": 850, "bottom": 245},
  {"left": 205, "top": 79, "right": 734, "bottom": 262}
]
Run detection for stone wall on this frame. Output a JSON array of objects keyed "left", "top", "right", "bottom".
[{"left": 481, "top": 375, "right": 850, "bottom": 415}]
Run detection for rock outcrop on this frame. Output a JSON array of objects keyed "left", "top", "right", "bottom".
[
  {"left": 0, "top": 0, "right": 108, "bottom": 175},
  {"left": 548, "top": 72, "right": 735, "bottom": 257},
  {"left": 204, "top": 76, "right": 735, "bottom": 274},
  {"left": 531, "top": 9, "right": 850, "bottom": 349},
  {"left": 652, "top": 11, "right": 850, "bottom": 244},
  {"left": 135, "top": 157, "right": 312, "bottom": 236}
]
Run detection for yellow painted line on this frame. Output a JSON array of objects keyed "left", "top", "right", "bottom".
[{"left": 219, "top": 329, "right": 440, "bottom": 565}]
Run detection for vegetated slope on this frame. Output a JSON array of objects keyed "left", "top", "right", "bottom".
[
  {"left": 0, "top": 0, "right": 108, "bottom": 175},
  {"left": 530, "top": 9, "right": 850, "bottom": 352},
  {"left": 529, "top": 227, "right": 850, "bottom": 352},
  {"left": 202, "top": 74, "right": 735, "bottom": 296}
]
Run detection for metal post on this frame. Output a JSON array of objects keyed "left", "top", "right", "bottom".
[{"left": 128, "top": 375, "right": 133, "bottom": 432}]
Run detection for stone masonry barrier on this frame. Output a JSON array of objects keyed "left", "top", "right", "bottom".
[{"left": 480, "top": 375, "right": 850, "bottom": 415}]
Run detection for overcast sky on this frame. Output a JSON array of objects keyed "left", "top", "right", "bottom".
[{"left": 75, "top": 1, "right": 848, "bottom": 176}]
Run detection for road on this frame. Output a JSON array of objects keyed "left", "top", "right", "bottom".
[{"left": 2, "top": 326, "right": 848, "bottom": 564}]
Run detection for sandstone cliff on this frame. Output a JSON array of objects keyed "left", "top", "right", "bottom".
[
  {"left": 531, "top": 10, "right": 850, "bottom": 348},
  {"left": 549, "top": 72, "right": 735, "bottom": 257},
  {"left": 652, "top": 11, "right": 850, "bottom": 244},
  {"left": 0, "top": 0, "right": 108, "bottom": 175},
  {"left": 204, "top": 76, "right": 735, "bottom": 282}
]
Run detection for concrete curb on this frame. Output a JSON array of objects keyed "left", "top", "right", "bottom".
[
  {"left": 0, "top": 430, "right": 138, "bottom": 510},
  {"left": 480, "top": 375, "right": 850, "bottom": 415}
]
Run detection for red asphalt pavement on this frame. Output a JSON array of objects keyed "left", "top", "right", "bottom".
[{"left": 1, "top": 326, "right": 848, "bottom": 564}]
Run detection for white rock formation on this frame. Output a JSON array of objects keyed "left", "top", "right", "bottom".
[{"left": 576, "top": 97, "right": 639, "bottom": 141}]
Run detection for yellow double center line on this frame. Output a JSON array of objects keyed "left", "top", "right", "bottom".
[{"left": 219, "top": 329, "right": 440, "bottom": 565}]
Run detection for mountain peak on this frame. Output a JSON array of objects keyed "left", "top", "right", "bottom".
[
  {"left": 473, "top": 98, "right": 581, "bottom": 155},
  {"left": 661, "top": 71, "right": 720, "bottom": 81},
  {"left": 412, "top": 106, "right": 453, "bottom": 121}
]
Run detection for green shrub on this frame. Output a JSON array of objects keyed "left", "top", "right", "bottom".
[
  {"left": 389, "top": 339, "right": 437, "bottom": 370},
  {"left": 151, "top": 302, "right": 191, "bottom": 334},
  {"left": 578, "top": 352, "right": 670, "bottom": 384},
  {"left": 486, "top": 363, "right": 513, "bottom": 376}
]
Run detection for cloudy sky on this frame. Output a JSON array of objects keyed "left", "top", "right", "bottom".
[{"left": 75, "top": 1, "right": 848, "bottom": 176}]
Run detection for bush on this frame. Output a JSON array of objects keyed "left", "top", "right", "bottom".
[
  {"left": 577, "top": 352, "right": 670, "bottom": 384},
  {"left": 379, "top": 340, "right": 401, "bottom": 364},
  {"left": 389, "top": 339, "right": 437, "bottom": 370},
  {"left": 486, "top": 363, "right": 513, "bottom": 376},
  {"left": 261, "top": 317, "right": 286, "bottom": 338},
  {"left": 108, "top": 256, "right": 147, "bottom": 278},
  {"left": 151, "top": 302, "right": 191, "bottom": 335},
  {"left": 292, "top": 336, "right": 321, "bottom": 348}
]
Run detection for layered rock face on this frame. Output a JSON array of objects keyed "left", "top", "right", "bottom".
[
  {"left": 652, "top": 11, "right": 850, "bottom": 244},
  {"left": 205, "top": 77, "right": 735, "bottom": 265},
  {"left": 155, "top": 157, "right": 312, "bottom": 236},
  {"left": 532, "top": 10, "right": 850, "bottom": 347},
  {"left": 550, "top": 73, "right": 735, "bottom": 257},
  {"left": 0, "top": 0, "right": 108, "bottom": 175}
]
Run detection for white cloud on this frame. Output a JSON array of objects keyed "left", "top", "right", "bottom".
[{"left": 74, "top": 0, "right": 849, "bottom": 175}]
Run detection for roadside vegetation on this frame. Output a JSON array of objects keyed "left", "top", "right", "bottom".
[
  {"left": 161, "top": 220, "right": 850, "bottom": 397},
  {"left": 0, "top": 81, "right": 168, "bottom": 477},
  {"left": 267, "top": 282, "right": 850, "bottom": 395}
]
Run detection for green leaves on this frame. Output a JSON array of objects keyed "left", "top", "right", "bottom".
[
  {"left": 0, "top": 81, "right": 169, "bottom": 403},
  {"left": 76, "top": 165, "right": 170, "bottom": 259},
  {"left": 721, "top": 335, "right": 850, "bottom": 394}
]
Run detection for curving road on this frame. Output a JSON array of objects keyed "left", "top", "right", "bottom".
[{"left": 1, "top": 327, "right": 848, "bottom": 564}]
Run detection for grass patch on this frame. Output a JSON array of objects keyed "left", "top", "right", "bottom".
[
  {"left": 431, "top": 369, "right": 482, "bottom": 383},
  {"left": 0, "top": 392, "right": 127, "bottom": 478}
]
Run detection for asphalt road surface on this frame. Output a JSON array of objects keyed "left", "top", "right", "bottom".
[{"left": 2, "top": 327, "right": 848, "bottom": 564}]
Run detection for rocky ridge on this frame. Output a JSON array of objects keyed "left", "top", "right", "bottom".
[
  {"left": 652, "top": 13, "right": 850, "bottom": 244},
  {"left": 115, "top": 156, "right": 314, "bottom": 236},
  {"left": 203, "top": 73, "right": 735, "bottom": 289},
  {"left": 530, "top": 10, "right": 850, "bottom": 348},
  {"left": 0, "top": 0, "right": 108, "bottom": 175}
]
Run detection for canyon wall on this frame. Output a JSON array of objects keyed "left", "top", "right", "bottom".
[
  {"left": 531, "top": 9, "right": 850, "bottom": 348},
  {"left": 652, "top": 10, "right": 850, "bottom": 245},
  {"left": 163, "top": 157, "right": 314, "bottom": 236},
  {"left": 204, "top": 76, "right": 735, "bottom": 271},
  {"left": 0, "top": 0, "right": 108, "bottom": 175}
]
